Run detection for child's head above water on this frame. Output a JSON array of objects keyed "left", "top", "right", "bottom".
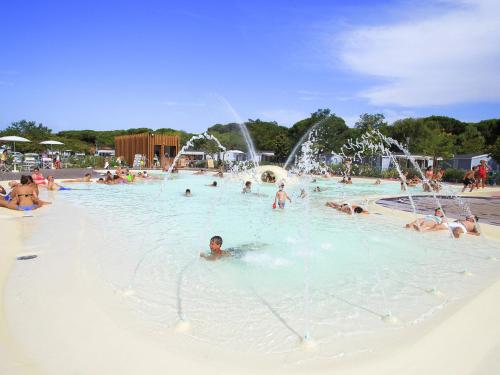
[{"left": 209, "top": 235, "right": 223, "bottom": 252}]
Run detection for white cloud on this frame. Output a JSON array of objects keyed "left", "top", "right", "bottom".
[
  {"left": 338, "top": 0, "right": 500, "bottom": 106},
  {"left": 162, "top": 100, "right": 205, "bottom": 107},
  {"left": 257, "top": 109, "right": 308, "bottom": 126}
]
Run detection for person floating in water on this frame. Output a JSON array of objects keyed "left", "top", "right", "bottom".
[
  {"left": 200, "top": 236, "right": 231, "bottom": 261},
  {"left": 273, "top": 183, "right": 291, "bottom": 209},
  {"left": 207, "top": 181, "right": 217, "bottom": 187},
  {"left": 325, "top": 202, "right": 368, "bottom": 215}
]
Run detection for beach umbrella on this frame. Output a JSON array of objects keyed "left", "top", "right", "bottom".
[
  {"left": 0, "top": 135, "right": 31, "bottom": 172},
  {"left": 40, "top": 140, "right": 64, "bottom": 156}
]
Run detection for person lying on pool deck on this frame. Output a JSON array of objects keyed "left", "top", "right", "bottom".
[
  {"left": 326, "top": 202, "right": 368, "bottom": 215},
  {"left": 200, "top": 236, "right": 232, "bottom": 261},
  {"left": 61, "top": 173, "right": 92, "bottom": 183},
  {"left": 433, "top": 215, "right": 481, "bottom": 238},
  {"left": 405, "top": 207, "right": 444, "bottom": 231}
]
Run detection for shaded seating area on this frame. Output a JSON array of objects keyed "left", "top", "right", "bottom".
[{"left": 115, "top": 133, "right": 180, "bottom": 169}]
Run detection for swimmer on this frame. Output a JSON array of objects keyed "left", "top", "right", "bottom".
[
  {"left": 185, "top": 189, "right": 192, "bottom": 197},
  {"left": 374, "top": 179, "right": 381, "bottom": 185},
  {"left": 194, "top": 169, "right": 206, "bottom": 175},
  {"left": 346, "top": 177, "right": 352, "bottom": 184},
  {"left": 405, "top": 208, "right": 444, "bottom": 231},
  {"left": 273, "top": 183, "right": 291, "bottom": 209},
  {"left": 313, "top": 186, "right": 321, "bottom": 192},
  {"left": 299, "top": 189, "right": 307, "bottom": 198},
  {"left": 242, "top": 181, "right": 252, "bottom": 193},
  {"left": 200, "top": 236, "right": 231, "bottom": 261},
  {"left": 207, "top": 181, "right": 217, "bottom": 187},
  {"left": 326, "top": 202, "right": 368, "bottom": 215}
]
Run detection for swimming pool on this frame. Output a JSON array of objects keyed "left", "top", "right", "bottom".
[{"left": 12, "top": 172, "right": 500, "bottom": 363}]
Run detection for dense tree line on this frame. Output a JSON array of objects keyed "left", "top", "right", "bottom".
[{"left": 1, "top": 112, "right": 499, "bottom": 165}]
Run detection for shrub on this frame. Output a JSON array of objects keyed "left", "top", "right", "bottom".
[{"left": 443, "top": 168, "right": 465, "bottom": 183}]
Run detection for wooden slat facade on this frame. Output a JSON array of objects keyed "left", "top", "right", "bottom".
[{"left": 115, "top": 133, "right": 180, "bottom": 168}]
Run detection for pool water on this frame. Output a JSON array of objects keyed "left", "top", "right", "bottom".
[{"left": 51, "top": 172, "right": 500, "bottom": 358}]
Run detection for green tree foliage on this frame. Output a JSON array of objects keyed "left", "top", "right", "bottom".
[
  {"left": 246, "top": 119, "right": 289, "bottom": 151},
  {"left": 288, "top": 109, "right": 331, "bottom": 143},
  {"left": 273, "top": 134, "right": 292, "bottom": 162},
  {"left": 490, "top": 138, "right": 500, "bottom": 164},
  {"left": 475, "top": 119, "right": 500, "bottom": 145},
  {"left": 313, "top": 115, "right": 350, "bottom": 154},
  {"left": 354, "top": 113, "right": 388, "bottom": 133},
  {"left": 415, "top": 123, "right": 454, "bottom": 165},
  {"left": 455, "top": 125, "right": 486, "bottom": 154},
  {"left": 422, "top": 116, "right": 466, "bottom": 135},
  {"left": 2, "top": 114, "right": 499, "bottom": 164},
  {"left": 2, "top": 120, "right": 52, "bottom": 139}
]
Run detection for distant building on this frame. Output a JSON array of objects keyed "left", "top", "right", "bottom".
[
  {"left": 369, "top": 153, "right": 440, "bottom": 171},
  {"left": 256, "top": 151, "right": 274, "bottom": 163},
  {"left": 115, "top": 133, "right": 180, "bottom": 168},
  {"left": 447, "top": 154, "right": 498, "bottom": 172},
  {"left": 222, "top": 150, "right": 247, "bottom": 162},
  {"left": 96, "top": 149, "right": 115, "bottom": 157}
]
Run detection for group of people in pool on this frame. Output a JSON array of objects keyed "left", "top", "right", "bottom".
[{"left": 97, "top": 167, "right": 162, "bottom": 184}]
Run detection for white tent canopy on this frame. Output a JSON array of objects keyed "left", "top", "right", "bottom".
[
  {"left": 0, "top": 136, "right": 31, "bottom": 143},
  {"left": 0, "top": 135, "right": 31, "bottom": 172},
  {"left": 40, "top": 140, "right": 64, "bottom": 145}
]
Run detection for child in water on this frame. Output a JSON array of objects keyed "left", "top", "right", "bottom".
[
  {"left": 273, "top": 183, "right": 291, "bottom": 209},
  {"left": 200, "top": 236, "right": 231, "bottom": 261}
]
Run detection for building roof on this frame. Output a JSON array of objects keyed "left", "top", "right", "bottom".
[{"left": 452, "top": 153, "right": 489, "bottom": 159}]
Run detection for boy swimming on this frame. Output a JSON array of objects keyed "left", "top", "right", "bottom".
[{"left": 200, "top": 236, "right": 232, "bottom": 261}]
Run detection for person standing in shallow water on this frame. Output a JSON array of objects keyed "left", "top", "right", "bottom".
[{"left": 273, "top": 183, "right": 291, "bottom": 209}]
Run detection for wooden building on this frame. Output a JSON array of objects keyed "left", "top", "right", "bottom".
[{"left": 115, "top": 133, "right": 180, "bottom": 168}]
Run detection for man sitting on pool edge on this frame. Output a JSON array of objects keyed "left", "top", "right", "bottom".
[{"left": 200, "top": 236, "right": 231, "bottom": 261}]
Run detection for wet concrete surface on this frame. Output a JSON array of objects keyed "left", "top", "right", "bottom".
[{"left": 377, "top": 195, "right": 500, "bottom": 226}]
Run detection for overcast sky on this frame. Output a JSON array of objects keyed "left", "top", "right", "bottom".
[{"left": 1, "top": 0, "right": 499, "bottom": 132}]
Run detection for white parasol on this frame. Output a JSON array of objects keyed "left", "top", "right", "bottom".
[{"left": 0, "top": 135, "right": 31, "bottom": 172}]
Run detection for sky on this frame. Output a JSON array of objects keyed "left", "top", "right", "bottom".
[{"left": 0, "top": 0, "right": 499, "bottom": 133}]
